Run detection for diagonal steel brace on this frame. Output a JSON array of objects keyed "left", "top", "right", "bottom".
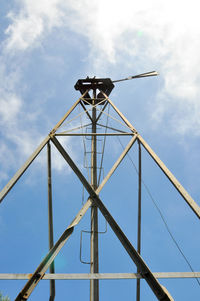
[
  {"left": 0, "top": 92, "right": 89, "bottom": 204},
  {"left": 15, "top": 203, "right": 89, "bottom": 301},
  {"left": 106, "top": 93, "right": 200, "bottom": 219},
  {"left": 50, "top": 136, "right": 172, "bottom": 301},
  {"left": 15, "top": 134, "right": 137, "bottom": 300},
  {"left": 16, "top": 135, "right": 171, "bottom": 300}
]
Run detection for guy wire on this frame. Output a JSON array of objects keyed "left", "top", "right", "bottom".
[{"left": 115, "top": 133, "right": 200, "bottom": 288}]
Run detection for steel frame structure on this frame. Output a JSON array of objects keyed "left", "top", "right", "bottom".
[{"left": 0, "top": 81, "right": 200, "bottom": 301}]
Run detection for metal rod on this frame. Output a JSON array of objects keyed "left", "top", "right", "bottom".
[
  {"left": 136, "top": 141, "right": 142, "bottom": 301},
  {"left": 90, "top": 90, "right": 99, "bottom": 301},
  {"left": 112, "top": 71, "right": 159, "bottom": 83},
  {"left": 138, "top": 134, "right": 200, "bottom": 219},
  {"left": 55, "top": 133, "right": 133, "bottom": 136},
  {"left": 0, "top": 136, "right": 50, "bottom": 203},
  {"left": 2, "top": 272, "right": 200, "bottom": 280},
  {"left": 49, "top": 137, "right": 172, "bottom": 301},
  {"left": 47, "top": 142, "right": 55, "bottom": 301}
]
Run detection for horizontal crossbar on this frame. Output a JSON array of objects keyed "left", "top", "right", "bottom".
[
  {"left": 55, "top": 133, "right": 133, "bottom": 136},
  {"left": 1, "top": 272, "right": 199, "bottom": 280}
]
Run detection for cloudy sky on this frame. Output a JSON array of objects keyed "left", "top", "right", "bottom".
[{"left": 0, "top": 0, "right": 200, "bottom": 300}]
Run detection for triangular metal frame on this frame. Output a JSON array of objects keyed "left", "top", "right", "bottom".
[{"left": 0, "top": 89, "right": 200, "bottom": 301}]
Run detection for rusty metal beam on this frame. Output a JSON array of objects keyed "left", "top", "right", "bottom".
[
  {"left": 138, "top": 135, "right": 200, "bottom": 219},
  {"left": 50, "top": 136, "right": 172, "bottom": 301},
  {"left": 15, "top": 228, "right": 73, "bottom": 301}
]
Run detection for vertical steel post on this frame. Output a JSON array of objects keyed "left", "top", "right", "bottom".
[
  {"left": 136, "top": 141, "right": 142, "bottom": 301},
  {"left": 90, "top": 89, "right": 99, "bottom": 301},
  {"left": 47, "top": 142, "right": 55, "bottom": 301}
]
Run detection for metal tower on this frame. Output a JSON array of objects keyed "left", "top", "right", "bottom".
[{"left": 0, "top": 72, "right": 200, "bottom": 301}]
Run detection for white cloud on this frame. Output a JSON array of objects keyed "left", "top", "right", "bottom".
[
  {"left": 5, "top": 12, "right": 44, "bottom": 51},
  {"left": 1, "top": 0, "right": 200, "bottom": 183},
  {"left": 0, "top": 63, "right": 44, "bottom": 182},
  {"left": 5, "top": 0, "right": 65, "bottom": 51},
  {"left": 0, "top": 92, "right": 22, "bottom": 123},
  {"left": 5, "top": 0, "right": 200, "bottom": 99},
  {"left": 63, "top": 0, "right": 200, "bottom": 135}
]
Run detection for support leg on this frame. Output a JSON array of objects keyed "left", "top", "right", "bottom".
[
  {"left": 138, "top": 134, "right": 200, "bottom": 219},
  {"left": 47, "top": 142, "right": 55, "bottom": 301},
  {"left": 136, "top": 141, "right": 142, "bottom": 301}
]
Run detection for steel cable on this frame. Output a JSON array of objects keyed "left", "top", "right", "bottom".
[{"left": 115, "top": 134, "right": 200, "bottom": 288}]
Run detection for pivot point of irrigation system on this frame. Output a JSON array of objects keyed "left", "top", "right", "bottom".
[{"left": 74, "top": 71, "right": 159, "bottom": 104}]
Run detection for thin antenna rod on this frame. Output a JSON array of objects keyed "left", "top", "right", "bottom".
[{"left": 112, "top": 71, "right": 159, "bottom": 83}]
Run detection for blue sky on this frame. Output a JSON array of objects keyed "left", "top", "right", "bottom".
[{"left": 0, "top": 0, "right": 200, "bottom": 300}]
